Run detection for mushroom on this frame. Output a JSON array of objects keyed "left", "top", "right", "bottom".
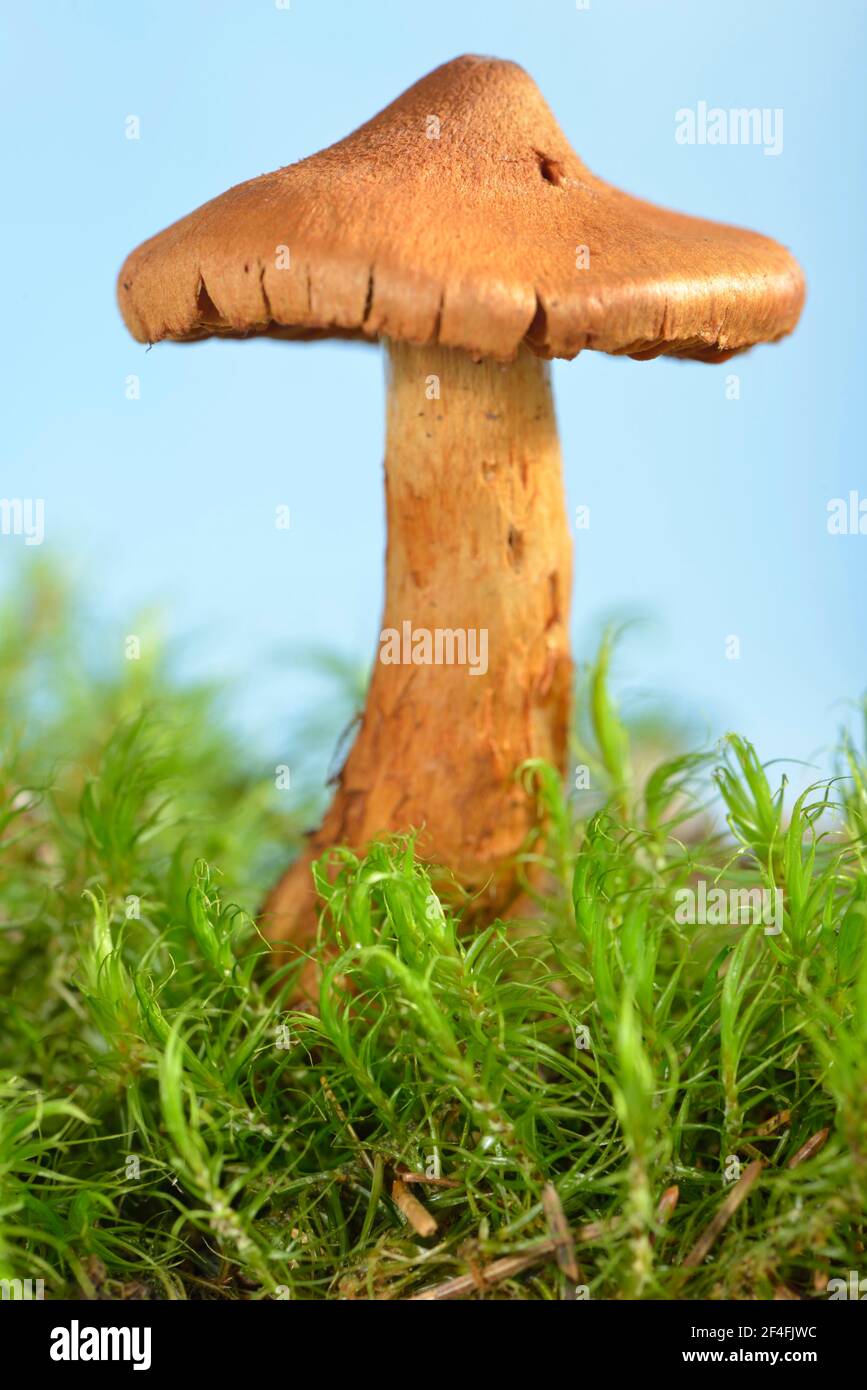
[{"left": 117, "top": 55, "right": 805, "bottom": 951}]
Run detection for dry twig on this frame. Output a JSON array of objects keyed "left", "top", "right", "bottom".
[{"left": 683, "top": 1160, "right": 763, "bottom": 1269}]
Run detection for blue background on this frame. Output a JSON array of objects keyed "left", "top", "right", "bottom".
[{"left": 2, "top": 0, "right": 865, "bottom": 779}]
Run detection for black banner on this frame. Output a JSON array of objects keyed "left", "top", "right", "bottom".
[{"left": 5, "top": 1296, "right": 864, "bottom": 1375}]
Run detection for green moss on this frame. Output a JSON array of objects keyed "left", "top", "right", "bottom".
[{"left": 1, "top": 571, "right": 865, "bottom": 1300}]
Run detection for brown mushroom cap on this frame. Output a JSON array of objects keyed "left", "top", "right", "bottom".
[{"left": 118, "top": 54, "right": 805, "bottom": 363}]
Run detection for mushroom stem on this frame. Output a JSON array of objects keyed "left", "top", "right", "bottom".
[{"left": 263, "top": 340, "right": 573, "bottom": 950}]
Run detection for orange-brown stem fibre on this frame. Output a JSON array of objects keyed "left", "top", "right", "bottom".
[{"left": 262, "top": 340, "right": 573, "bottom": 954}]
